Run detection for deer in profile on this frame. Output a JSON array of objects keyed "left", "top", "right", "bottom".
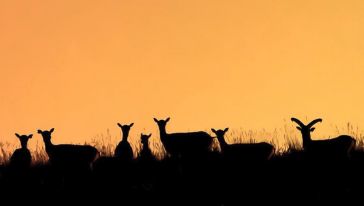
[
  {"left": 115, "top": 123, "right": 134, "bottom": 161},
  {"left": 154, "top": 117, "right": 213, "bottom": 157},
  {"left": 9, "top": 133, "right": 33, "bottom": 170},
  {"left": 37, "top": 128, "right": 99, "bottom": 169},
  {"left": 291, "top": 117, "right": 356, "bottom": 160},
  {"left": 211, "top": 128, "right": 275, "bottom": 161},
  {"left": 137, "top": 133, "right": 155, "bottom": 162}
]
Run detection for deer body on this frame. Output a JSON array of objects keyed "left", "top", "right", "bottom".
[
  {"left": 212, "top": 128, "right": 275, "bottom": 161},
  {"left": 38, "top": 129, "right": 99, "bottom": 167},
  {"left": 154, "top": 118, "right": 213, "bottom": 157},
  {"left": 291, "top": 118, "right": 356, "bottom": 160}
]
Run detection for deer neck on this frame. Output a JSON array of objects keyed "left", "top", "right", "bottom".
[
  {"left": 158, "top": 126, "right": 168, "bottom": 142},
  {"left": 21, "top": 142, "right": 28, "bottom": 149},
  {"left": 43, "top": 138, "right": 54, "bottom": 152},
  {"left": 122, "top": 132, "right": 129, "bottom": 142},
  {"left": 218, "top": 136, "right": 228, "bottom": 151},
  {"left": 302, "top": 131, "right": 312, "bottom": 150},
  {"left": 122, "top": 137, "right": 129, "bottom": 142},
  {"left": 142, "top": 143, "right": 150, "bottom": 152}
]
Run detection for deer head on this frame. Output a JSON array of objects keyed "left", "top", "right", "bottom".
[
  {"left": 211, "top": 128, "right": 229, "bottom": 146},
  {"left": 291, "top": 117, "right": 322, "bottom": 148},
  {"left": 37, "top": 128, "right": 54, "bottom": 143},
  {"left": 117, "top": 123, "right": 134, "bottom": 141},
  {"left": 15, "top": 133, "right": 32, "bottom": 148},
  {"left": 141, "top": 133, "right": 152, "bottom": 145}
]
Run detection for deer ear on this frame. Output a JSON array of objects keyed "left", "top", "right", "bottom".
[
  {"left": 296, "top": 127, "right": 302, "bottom": 131},
  {"left": 15, "top": 133, "right": 21, "bottom": 138},
  {"left": 148, "top": 133, "right": 152, "bottom": 138},
  {"left": 211, "top": 129, "right": 216, "bottom": 133},
  {"left": 28, "top": 134, "right": 33, "bottom": 139},
  {"left": 129, "top": 123, "right": 134, "bottom": 127},
  {"left": 50, "top": 128, "right": 54, "bottom": 133},
  {"left": 224, "top": 128, "right": 229, "bottom": 133},
  {"left": 310, "top": 127, "right": 315, "bottom": 132},
  {"left": 166, "top": 117, "right": 170, "bottom": 122},
  {"left": 153, "top": 118, "right": 158, "bottom": 123},
  {"left": 117, "top": 123, "right": 122, "bottom": 128},
  {"left": 37, "top": 130, "right": 42, "bottom": 134}
]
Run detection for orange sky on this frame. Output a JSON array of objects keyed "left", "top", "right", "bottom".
[{"left": 1, "top": 0, "right": 364, "bottom": 146}]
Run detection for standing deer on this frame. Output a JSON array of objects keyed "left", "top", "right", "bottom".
[
  {"left": 291, "top": 117, "right": 356, "bottom": 160},
  {"left": 154, "top": 117, "right": 213, "bottom": 157},
  {"left": 37, "top": 128, "right": 99, "bottom": 169},
  {"left": 211, "top": 128, "right": 275, "bottom": 161},
  {"left": 115, "top": 123, "right": 134, "bottom": 161},
  {"left": 9, "top": 133, "right": 32, "bottom": 169}
]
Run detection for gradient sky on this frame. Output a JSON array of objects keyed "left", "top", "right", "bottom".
[{"left": 1, "top": 0, "right": 364, "bottom": 145}]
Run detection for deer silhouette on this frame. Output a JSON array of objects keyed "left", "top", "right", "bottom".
[
  {"left": 154, "top": 117, "right": 213, "bottom": 157},
  {"left": 114, "top": 123, "right": 134, "bottom": 161},
  {"left": 37, "top": 128, "right": 99, "bottom": 169},
  {"left": 9, "top": 133, "right": 32, "bottom": 169},
  {"left": 138, "top": 133, "right": 155, "bottom": 162},
  {"left": 211, "top": 128, "right": 275, "bottom": 161},
  {"left": 291, "top": 117, "right": 356, "bottom": 160}
]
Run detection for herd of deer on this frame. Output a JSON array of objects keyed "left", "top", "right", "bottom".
[{"left": 8, "top": 117, "right": 357, "bottom": 170}]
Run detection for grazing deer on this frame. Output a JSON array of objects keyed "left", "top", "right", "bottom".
[
  {"left": 114, "top": 123, "right": 134, "bottom": 161},
  {"left": 37, "top": 128, "right": 99, "bottom": 169},
  {"left": 9, "top": 133, "right": 32, "bottom": 169},
  {"left": 291, "top": 118, "right": 356, "bottom": 160},
  {"left": 154, "top": 117, "right": 213, "bottom": 157},
  {"left": 211, "top": 128, "right": 275, "bottom": 161},
  {"left": 138, "top": 133, "right": 155, "bottom": 162}
]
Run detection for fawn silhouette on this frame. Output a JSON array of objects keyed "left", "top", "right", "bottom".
[
  {"left": 291, "top": 117, "right": 356, "bottom": 160},
  {"left": 136, "top": 133, "right": 157, "bottom": 191},
  {"left": 114, "top": 123, "right": 134, "bottom": 161},
  {"left": 138, "top": 133, "right": 155, "bottom": 162},
  {"left": 37, "top": 128, "right": 99, "bottom": 169},
  {"left": 154, "top": 117, "right": 213, "bottom": 158},
  {"left": 9, "top": 133, "right": 32, "bottom": 170},
  {"left": 211, "top": 128, "right": 275, "bottom": 161}
]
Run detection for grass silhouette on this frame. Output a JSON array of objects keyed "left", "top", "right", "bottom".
[
  {"left": 1, "top": 122, "right": 364, "bottom": 164},
  {"left": 1, "top": 123, "right": 364, "bottom": 205}
]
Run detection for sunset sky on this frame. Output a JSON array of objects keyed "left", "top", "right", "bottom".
[{"left": 1, "top": 0, "right": 364, "bottom": 146}]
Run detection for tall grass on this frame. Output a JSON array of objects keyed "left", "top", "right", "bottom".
[{"left": 1, "top": 122, "right": 364, "bottom": 165}]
